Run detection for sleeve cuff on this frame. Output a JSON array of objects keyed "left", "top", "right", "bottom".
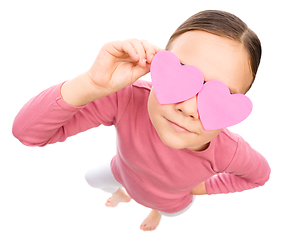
[{"left": 204, "top": 180, "right": 213, "bottom": 195}]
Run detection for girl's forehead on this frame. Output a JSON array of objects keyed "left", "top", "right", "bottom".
[{"left": 169, "top": 31, "right": 253, "bottom": 94}]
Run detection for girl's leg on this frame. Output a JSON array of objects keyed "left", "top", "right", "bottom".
[
  {"left": 105, "top": 188, "right": 131, "bottom": 207},
  {"left": 140, "top": 196, "right": 196, "bottom": 231},
  {"left": 140, "top": 210, "right": 162, "bottom": 231},
  {"left": 85, "top": 162, "right": 122, "bottom": 193},
  {"left": 85, "top": 162, "right": 131, "bottom": 207}
]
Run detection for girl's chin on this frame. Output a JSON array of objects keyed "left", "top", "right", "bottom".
[{"left": 159, "top": 135, "right": 188, "bottom": 149}]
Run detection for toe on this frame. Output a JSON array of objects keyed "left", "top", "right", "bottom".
[{"left": 140, "top": 224, "right": 147, "bottom": 231}]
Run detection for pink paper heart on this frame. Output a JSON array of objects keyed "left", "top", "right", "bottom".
[
  {"left": 197, "top": 80, "right": 253, "bottom": 131},
  {"left": 151, "top": 51, "right": 204, "bottom": 104}
]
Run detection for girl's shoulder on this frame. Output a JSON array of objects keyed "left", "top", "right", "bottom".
[
  {"left": 208, "top": 129, "right": 243, "bottom": 172},
  {"left": 218, "top": 128, "right": 240, "bottom": 143},
  {"left": 114, "top": 80, "right": 152, "bottom": 124},
  {"left": 116, "top": 80, "right": 152, "bottom": 105},
  {"left": 132, "top": 79, "right": 152, "bottom": 91},
  {"left": 218, "top": 128, "right": 252, "bottom": 151}
]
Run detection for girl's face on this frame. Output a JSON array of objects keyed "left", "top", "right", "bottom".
[{"left": 148, "top": 30, "right": 253, "bottom": 151}]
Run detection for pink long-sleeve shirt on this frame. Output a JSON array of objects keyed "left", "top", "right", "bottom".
[{"left": 12, "top": 80, "right": 271, "bottom": 214}]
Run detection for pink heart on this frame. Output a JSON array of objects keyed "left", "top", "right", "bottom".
[
  {"left": 197, "top": 80, "right": 253, "bottom": 130},
  {"left": 151, "top": 51, "right": 204, "bottom": 104}
]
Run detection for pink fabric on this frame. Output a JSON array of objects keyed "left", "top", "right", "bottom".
[{"left": 12, "top": 80, "right": 271, "bottom": 213}]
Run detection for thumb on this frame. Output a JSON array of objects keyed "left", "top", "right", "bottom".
[{"left": 131, "top": 63, "right": 151, "bottom": 83}]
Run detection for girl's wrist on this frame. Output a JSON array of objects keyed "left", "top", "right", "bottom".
[{"left": 61, "top": 72, "right": 112, "bottom": 107}]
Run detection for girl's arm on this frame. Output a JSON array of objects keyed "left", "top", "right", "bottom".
[
  {"left": 12, "top": 40, "right": 162, "bottom": 146},
  {"left": 61, "top": 39, "right": 162, "bottom": 107},
  {"left": 12, "top": 81, "right": 118, "bottom": 146},
  {"left": 205, "top": 135, "right": 271, "bottom": 195}
]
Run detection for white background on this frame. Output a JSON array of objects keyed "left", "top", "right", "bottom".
[{"left": 1, "top": 0, "right": 281, "bottom": 239}]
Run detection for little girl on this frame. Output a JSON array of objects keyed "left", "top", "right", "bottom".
[{"left": 13, "top": 10, "right": 270, "bottom": 231}]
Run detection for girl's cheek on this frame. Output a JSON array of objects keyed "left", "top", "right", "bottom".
[{"left": 203, "top": 128, "right": 223, "bottom": 140}]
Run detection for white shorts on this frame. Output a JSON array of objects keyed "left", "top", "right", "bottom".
[
  {"left": 85, "top": 162, "right": 122, "bottom": 194},
  {"left": 159, "top": 195, "right": 195, "bottom": 217},
  {"left": 85, "top": 162, "right": 195, "bottom": 217}
]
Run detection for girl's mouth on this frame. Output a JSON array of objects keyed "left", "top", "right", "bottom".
[{"left": 166, "top": 119, "right": 192, "bottom": 134}]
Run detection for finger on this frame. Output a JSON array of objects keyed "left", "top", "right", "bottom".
[
  {"left": 109, "top": 41, "right": 140, "bottom": 62},
  {"left": 131, "top": 60, "right": 151, "bottom": 81},
  {"left": 127, "top": 38, "right": 147, "bottom": 67},
  {"left": 141, "top": 40, "right": 165, "bottom": 63},
  {"left": 140, "top": 40, "right": 157, "bottom": 63},
  {"left": 155, "top": 46, "right": 165, "bottom": 53}
]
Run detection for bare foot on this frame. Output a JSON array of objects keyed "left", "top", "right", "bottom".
[
  {"left": 140, "top": 210, "right": 162, "bottom": 231},
  {"left": 105, "top": 188, "right": 131, "bottom": 207}
]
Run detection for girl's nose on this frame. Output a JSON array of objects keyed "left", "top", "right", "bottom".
[{"left": 175, "top": 95, "right": 199, "bottom": 119}]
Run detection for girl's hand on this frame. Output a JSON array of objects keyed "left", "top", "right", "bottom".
[
  {"left": 190, "top": 182, "right": 207, "bottom": 195},
  {"left": 87, "top": 39, "right": 163, "bottom": 95},
  {"left": 61, "top": 39, "right": 162, "bottom": 106}
]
